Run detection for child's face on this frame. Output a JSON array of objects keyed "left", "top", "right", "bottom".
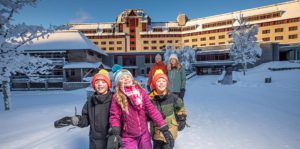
[
  {"left": 119, "top": 74, "right": 133, "bottom": 87},
  {"left": 94, "top": 80, "right": 108, "bottom": 94},
  {"left": 155, "top": 78, "right": 167, "bottom": 92},
  {"left": 170, "top": 58, "right": 177, "bottom": 66}
]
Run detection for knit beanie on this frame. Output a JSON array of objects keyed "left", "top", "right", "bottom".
[
  {"left": 112, "top": 64, "right": 133, "bottom": 84},
  {"left": 151, "top": 69, "right": 168, "bottom": 89},
  {"left": 169, "top": 54, "right": 178, "bottom": 61},
  {"left": 155, "top": 54, "right": 162, "bottom": 60},
  {"left": 92, "top": 69, "right": 111, "bottom": 89}
]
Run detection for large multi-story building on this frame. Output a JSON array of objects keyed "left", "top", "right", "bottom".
[{"left": 69, "top": 0, "right": 300, "bottom": 75}]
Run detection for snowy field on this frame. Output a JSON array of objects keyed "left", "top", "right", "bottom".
[{"left": 0, "top": 61, "right": 300, "bottom": 149}]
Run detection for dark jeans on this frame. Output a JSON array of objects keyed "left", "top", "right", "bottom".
[{"left": 153, "top": 140, "right": 173, "bottom": 149}]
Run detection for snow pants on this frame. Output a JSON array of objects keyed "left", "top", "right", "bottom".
[
  {"left": 121, "top": 130, "right": 152, "bottom": 149},
  {"left": 153, "top": 140, "right": 173, "bottom": 149},
  {"left": 89, "top": 138, "right": 107, "bottom": 149}
]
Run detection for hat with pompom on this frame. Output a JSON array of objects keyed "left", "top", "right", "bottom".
[
  {"left": 92, "top": 69, "right": 111, "bottom": 89},
  {"left": 112, "top": 64, "right": 133, "bottom": 84},
  {"left": 151, "top": 69, "right": 168, "bottom": 89}
]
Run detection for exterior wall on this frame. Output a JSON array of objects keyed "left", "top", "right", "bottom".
[{"left": 68, "top": 50, "right": 102, "bottom": 62}]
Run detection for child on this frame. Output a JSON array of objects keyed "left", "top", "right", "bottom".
[
  {"left": 149, "top": 69, "right": 187, "bottom": 149},
  {"left": 54, "top": 69, "right": 112, "bottom": 149},
  {"left": 107, "top": 64, "right": 174, "bottom": 149},
  {"left": 167, "top": 54, "right": 186, "bottom": 99}
]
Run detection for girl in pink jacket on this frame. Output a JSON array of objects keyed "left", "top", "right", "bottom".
[{"left": 107, "top": 64, "right": 174, "bottom": 149}]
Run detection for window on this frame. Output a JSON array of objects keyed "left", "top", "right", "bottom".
[
  {"left": 143, "top": 41, "right": 149, "bottom": 44},
  {"left": 192, "top": 39, "right": 197, "bottom": 42},
  {"left": 167, "top": 40, "right": 172, "bottom": 43},
  {"left": 289, "top": 34, "right": 298, "bottom": 39},
  {"left": 184, "top": 39, "right": 189, "bottom": 43},
  {"left": 93, "top": 42, "right": 98, "bottom": 45},
  {"left": 219, "top": 35, "right": 225, "bottom": 39},
  {"left": 130, "top": 47, "right": 136, "bottom": 50},
  {"left": 159, "top": 40, "right": 164, "bottom": 44},
  {"left": 130, "top": 35, "right": 135, "bottom": 38},
  {"left": 117, "top": 47, "right": 122, "bottom": 50},
  {"left": 200, "top": 44, "right": 206, "bottom": 46},
  {"left": 228, "top": 34, "right": 232, "bottom": 38},
  {"left": 275, "top": 28, "right": 284, "bottom": 32},
  {"left": 289, "top": 26, "right": 298, "bottom": 31},
  {"left": 101, "top": 41, "right": 106, "bottom": 45},
  {"left": 109, "top": 47, "right": 114, "bottom": 51},
  {"left": 192, "top": 45, "right": 197, "bottom": 48},
  {"left": 117, "top": 41, "right": 122, "bottom": 44},
  {"left": 219, "top": 42, "right": 225, "bottom": 45},
  {"left": 209, "top": 43, "right": 215, "bottom": 46},
  {"left": 151, "top": 46, "right": 157, "bottom": 50},
  {"left": 287, "top": 18, "right": 299, "bottom": 23},
  {"left": 262, "top": 30, "right": 270, "bottom": 34},
  {"left": 274, "top": 20, "right": 284, "bottom": 25},
  {"left": 200, "top": 37, "right": 206, "bottom": 41},
  {"left": 109, "top": 41, "right": 114, "bottom": 44},
  {"left": 102, "top": 47, "right": 106, "bottom": 50},
  {"left": 88, "top": 51, "right": 94, "bottom": 56},
  {"left": 175, "top": 40, "right": 180, "bottom": 43},
  {"left": 71, "top": 70, "right": 75, "bottom": 76},
  {"left": 262, "top": 37, "right": 270, "bottom": 41},
  {"left": 152, "top": 40, "right": 157, "bottom": 44},
  {"left": 130, "top": 41, "right": 135, "bottom": 44},
  {"left": 130, "top": 29, "right": 135, "bottom": 33},
  {"left": 209, "top": 36, "right": 215, "bottom": 40},
  {"left": 144, "top": 46, "right": 149, "bottom": 50},
  {"left": 275, "top": 36, "right": 283, "bottom": 40}
]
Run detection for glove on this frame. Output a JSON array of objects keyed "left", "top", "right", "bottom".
[
  {"left": 176, "top": 115, "right": 186, "bottom": 131},
  {"left": 179, "top": 88, "right": 185, "bottom": 99},
  {"left": 147, "top": 85, "right": 151, "bottom": 92},
  {"left": 107, "top": 127, "right": 122, "bottom": 149},
  {"left": 159, "top": 125, "right": 174, "bottom": 148},
  {"left": 54, "top": 116, "right": 80, "bottom": 128}
]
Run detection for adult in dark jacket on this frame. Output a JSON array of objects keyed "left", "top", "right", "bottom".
[
  {"left": 54, "top": 69, "right": 112, "bottom": 149},
  {"left": 167, "top": 54, "right": 186, "bottom": 99}
]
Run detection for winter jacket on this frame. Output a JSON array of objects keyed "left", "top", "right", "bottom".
[
  {"left": 109, "top": 86, "right": 166, "bottom": 138},
  {"left": 148, "top": 91, "right": 187, "bottom": 142},
  {"left": 77, "top": 91, "right": 113, "bottom": 149},
  {"left": 168, "top": 66, "right": 186, "bottom": 93},
  {"left": 147, "top": 61, "right": 168, "bottom": 86}
]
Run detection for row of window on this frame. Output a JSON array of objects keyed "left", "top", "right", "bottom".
[
  {"left": 101, "top": 47, "right": 123, "bottom": 51},
  {"left": 262, "top": 34, "right": 298, "bottom": 41},
  {"left": 262, "top": 26, "right": 298, "bottom": 34},
  {"left": 202, "top": 11, "right": 282, "bottom": 29},
  {"left": 143, "top": 40, "right": 180, "bottom": 44}
]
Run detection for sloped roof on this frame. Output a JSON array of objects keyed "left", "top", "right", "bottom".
[{"left": 18, "top": 30, "right": 107, "bottom": 55}]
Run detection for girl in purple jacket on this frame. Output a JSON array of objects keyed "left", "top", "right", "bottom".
[{"left": 107, "top": 64, "right": 174, "bottom": 149}]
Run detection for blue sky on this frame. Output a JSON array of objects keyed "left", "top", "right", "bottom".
[{"left": 14, "top": 0, "right": 289, "bottom": 26}]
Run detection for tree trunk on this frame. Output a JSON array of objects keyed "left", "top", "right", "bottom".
[
  {"left": 2, "top": 81, "right": 11, "bottom": 111},
  {"left": 243, "top": 63, "right": 247, "bottom": 76}
]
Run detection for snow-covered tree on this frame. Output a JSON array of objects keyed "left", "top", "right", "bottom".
[
  {"left": 0, "top": 0, "right": 66, "bottom": 111},
  {"left": 178, "top": 46, "right": 196, "bottom": 73},
  {"left": 163, "top": 46, "right": 196, "bottom": 73},
  {"left": 229, "top": 14, "right": 262, "bottom": 75}
]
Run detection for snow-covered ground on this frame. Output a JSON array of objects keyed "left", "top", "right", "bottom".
[{"left": 0, "top": 61, "right": 300, "bottom": 149}]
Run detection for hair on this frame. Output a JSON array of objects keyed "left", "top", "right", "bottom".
[
  {"left": 114, "top": 80, "right": 144, "bottom": 113},
  {"left": 167, "top": 58, "right": 181, "bottom": 70}
]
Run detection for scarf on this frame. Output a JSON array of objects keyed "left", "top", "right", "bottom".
[{"left": 121, "top": 84, "right": 143, "bottom": 110}]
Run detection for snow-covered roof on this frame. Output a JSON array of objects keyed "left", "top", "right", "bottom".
[
  {"left": 69, "top": 23, "right": 114, "bottom": 30},
  {"left": 18, "top": 30, "right": 107, "bottom": 56},
  {"left": 63, "top": 62, "right": 111, "bottom": 69}
]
